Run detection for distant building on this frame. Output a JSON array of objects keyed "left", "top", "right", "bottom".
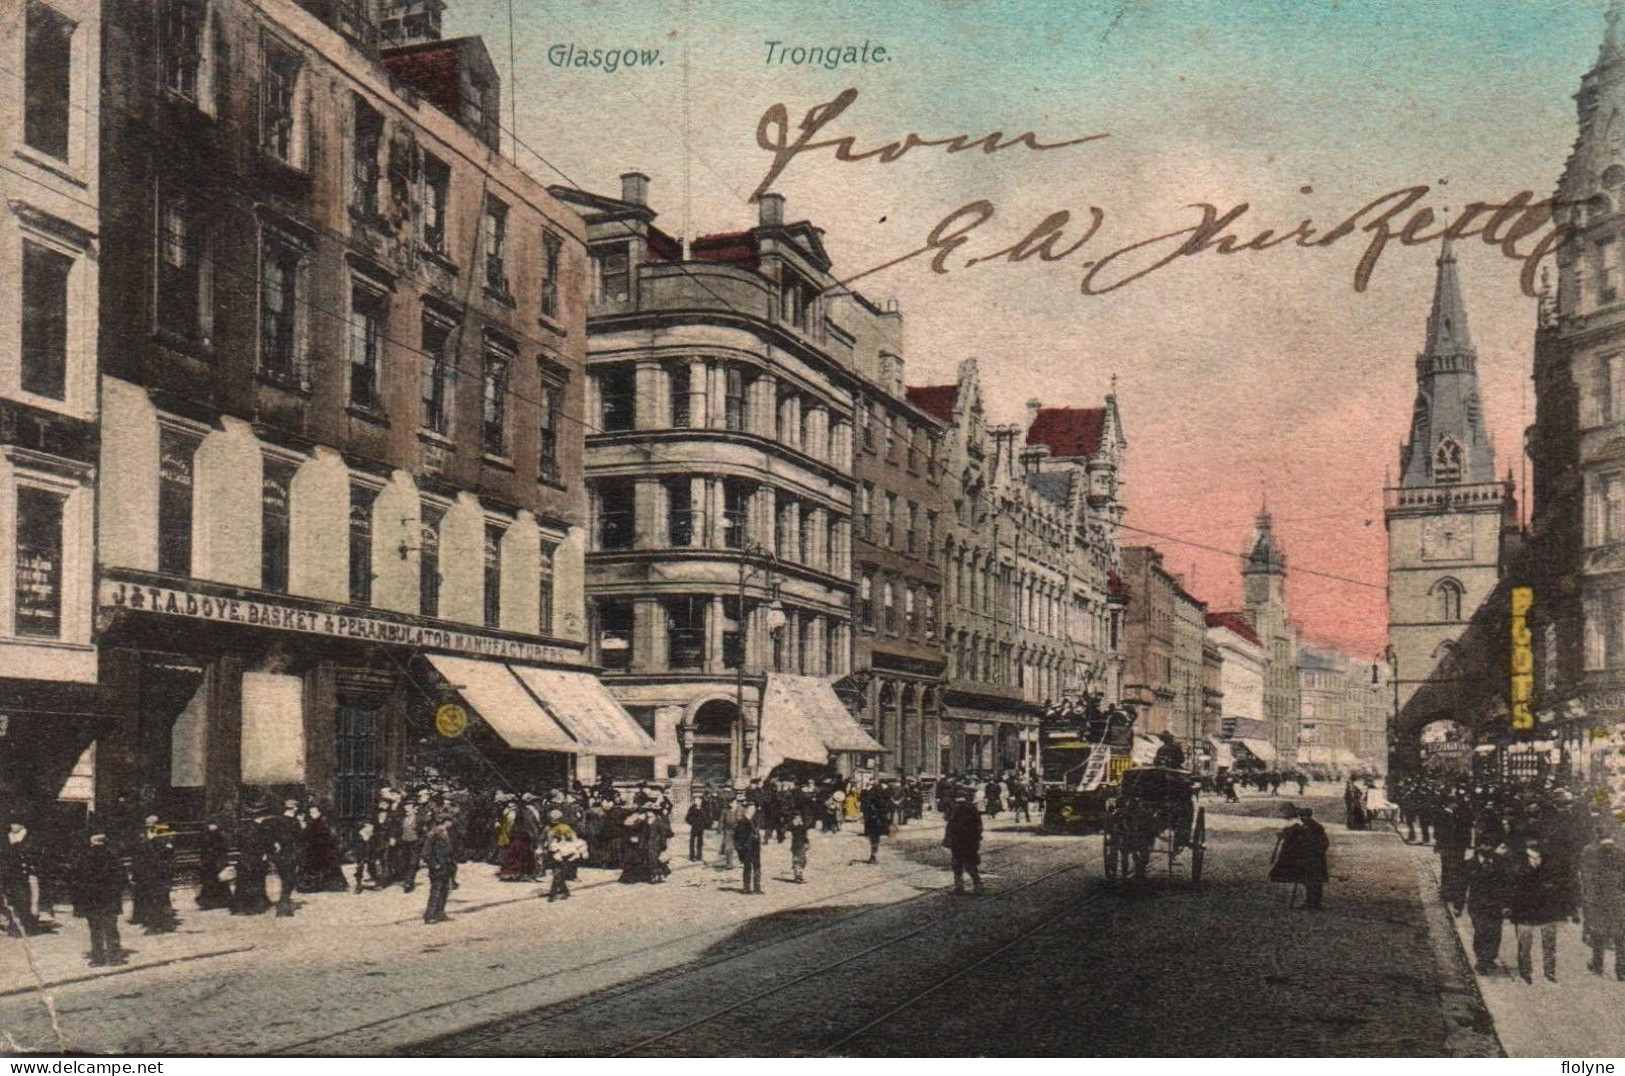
[
  {"left": 1120, "top": 546, "right": 1206, "bottom": 742},
  {"left": 1241, "top": 507, "right": 1301, "bottom": 766}
]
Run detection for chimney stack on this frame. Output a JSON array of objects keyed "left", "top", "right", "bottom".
[
  {"left": 1026, "top": 397, "right": 1043, "bottom": 430},
  {"left": 759, "top": 193, "right": 785, "bottom": 227},
  {"left": 620, "top": 172, "right": 650, "bottom": 207}
]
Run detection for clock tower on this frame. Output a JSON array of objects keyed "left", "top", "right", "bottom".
[{"left": 1384, "top": 239, "right": 1514, "bottom": 723}]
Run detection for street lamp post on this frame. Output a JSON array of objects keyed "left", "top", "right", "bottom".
[{"left": 736, "top": 541, "right": 785, "bottom": 778}]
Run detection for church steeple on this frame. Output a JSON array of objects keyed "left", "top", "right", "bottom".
[
  {"left": 1243, "top": 505, "right": 1285, "bottom": 577},
  {"left": 1398, "top": 239, "right": 1496, "bottom": 489}
]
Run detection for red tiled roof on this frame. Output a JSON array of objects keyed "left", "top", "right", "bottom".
[
  {"left": 1205, "top": 610, "right": 1261, "bottom": 647},
  {"left": 381, "top": 44, "right": 463, "bottom": 120},
  {"left": 905, "top": 385, "right": 958, "bottom": 424},
  {"left": 691, "top": 230, "right": 759, "bottom": 268},
  {"left": 647, "top": 226, "right": 682, "bottom": 263},
  {"left": 1026, "top": 407, "right": 1105, "bottom": 459}
]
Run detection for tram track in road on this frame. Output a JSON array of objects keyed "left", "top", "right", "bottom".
[
  {"left": 412, "top": 839, "right": 1080, "bottom": 1057},
  {"left": 273, "top": 834, "right": 1070, "bottom": 1055},
  {"left": 605, "top": 856, "right": 1099, "bottom": 1058}
]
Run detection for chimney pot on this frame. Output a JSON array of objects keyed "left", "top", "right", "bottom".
[
  {"left": 759, "top": 193, "right": 785, "bottom": 227},
  {"left": 621, "top": 172, "right": 650, "bottom": 206}
]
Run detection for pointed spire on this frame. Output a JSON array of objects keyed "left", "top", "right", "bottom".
[
  {"left": 1245, "top": 500, "right": 1285, "bottom": 576},
  {"left": 1424, "top": 237, "right": 1475, "bottom": 357}
]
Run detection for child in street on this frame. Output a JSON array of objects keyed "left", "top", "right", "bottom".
[{"left": 789, "top": 812, "right": 810, "bottom": 884}]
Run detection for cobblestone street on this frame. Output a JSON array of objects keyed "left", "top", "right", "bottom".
[{"left": 0, "top": 791, "right": 1502, "bottom": 1056}]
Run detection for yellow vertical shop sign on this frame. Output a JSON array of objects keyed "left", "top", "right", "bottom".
[{"left": 1510, "top": 587, "right": 1534, "bottom": 731}]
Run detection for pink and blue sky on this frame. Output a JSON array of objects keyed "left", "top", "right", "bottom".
[{"left": 448, "top": 0, "right": 1609, "bottom": 657}]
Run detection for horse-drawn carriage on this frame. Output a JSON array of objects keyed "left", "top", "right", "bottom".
[{"left": 1102, "top": 767, "right": 1206, "bottom": 885}]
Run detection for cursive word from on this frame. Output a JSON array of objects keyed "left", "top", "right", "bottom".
[
  {"left": 751, "top": 88, "right": 1108, "bottom": 203},
  {"left": 764, "top": 41, "right": 890, "bottom": 69},
  {"left": 832, "top": 186, "right": 1569, "bottom": 299},
  {"left": 547, "top": 43, "right": 663, "bottom": 72}
]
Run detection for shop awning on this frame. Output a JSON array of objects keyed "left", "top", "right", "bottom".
[
  {"left": 761, "top": 674, "right": 886, "bottom": 767},
  {"left": 426, "top": 655, "right": 577, "bottom": 753},
  {"left": 1233, "top": 736, "right": 1277, "bottom": 763},
  {"left": 1131, "top": 734, "right": 1160, "bottom": 765},
  {"left": 1333, "top": 748, "right": 1362, "bottom": 767},
  {"left": 1209, "top": 738, "right": 1235, "bottom": 769},
  {"left": 1297, "top": 745, "right": 1333, "bottom": 765},
  {"left": 509, "top": 666, "right": 657, "bottom": 757}
]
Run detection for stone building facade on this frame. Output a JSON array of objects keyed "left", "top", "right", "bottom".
[
  {"left": 1240, "top": 508, "right": 1302, "bottom": 766},
  {"left": 552, "top": 180, "right": 881, "bottom": 789},
  {"left": 1119, "top": 545, "right": 1206, "bottom": 742},
  {"left": 850, "top": 338, "right": 948, "bottom": 778},
  {"left": 91, "top": 0, "right": 632, "bottom": 826},
  {"left": 0, "top": 0, "right": 102, "bottom": 822}
]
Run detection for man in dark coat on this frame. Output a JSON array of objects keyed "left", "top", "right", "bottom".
[
  {"left": 1580, "top": 829, "right": 1625, "bottom": 978},
  {"left": 231, "top": 813, "right": 273, "bottom": 915},
  {"left": 944, "top": 790, "right": 985, "bottom": 895},
  {"left": 128, "top": 817, "right": 177, "bottom": 933},
  {"left": 268, "top": 800, "right": 305, "bottom": 917},
  {"left": 71, "top": 831, "right": 126, "bottom": 966},
  {"left": 1464, "top": 840, "right": 1513, "bottom": 974},
  {"left": 861, "top": 783, "right": 892, "bottom": 863},
  {"left": 195, "top": 821, "right": 234, "bottom": 909},
  {"left": 420, "top": 815, "right": 456, "bottom": 924},
  {"left": 1270, "top": 807, "right": 1330, "bottom": 909},
  {"left": 1434, "top": 797, "right": 1474, "bottom": 914},
  {"left": 685, "top": 799, "right": 709, "bottom": 862},
  {"left": 1, "top": 821, "right": 48, "bottom": 936},
  {"left": 734, "top": 803, "right": 763, "bottom": 894},
  {"left": 1152, "top": 731, "right": 1186, "bottom": 770},
  {"left": 1510, "top": 839, "right": 1574, "bottom": 983}
]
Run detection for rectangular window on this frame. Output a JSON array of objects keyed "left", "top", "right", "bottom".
[
  {"left": 1602, "top": 237, "right": 1621, "bottom": 306},
  {"left": 906, "top": 502, "right": 918, "bottom": 554},
  {"left": 906, "top": 427, "right": 919, "bottom": 472},
  {"left": 598, "top": 599, "right": 634, "bottom": 671},
  {"left": 776, "top": 494, "right": 792, "bottom": 557},
  {"left": 421, "top": 154, "right": 450, "bottom": 253},
  {"left": 882, "top": 410, "right": 895, "bottom": 460},
  {"left": 351, "top": 95, "right": 383, "bottom": 220},
  {"left": 482, "top": 341, "right": 511, "bottom": 456},
  {"left": 669, "top": 363, "right": 691, "bottom": 428},
  {"left": 721, "top": 596, "right": 743, "bottom": 671},
  {"left": 595, "top": 477, "right": 635, "bottom": 550},
  {"left": 260, "top": 458, "right": 295, "bottom": 593},
  {"left": 859, "top": 572, "right": 874, "bottom": 628},
  {"left": 158, "top": 191, "right": 209, "bottom": 344},
  {"left": 724, "top": 480, "right": 749, "bottom": 549},
  {"left": 13, "top": 486, "right": 65, "bottom": 638},
  {"left": 885, "top": 493, "right": 898, "bottom": 547},
  {"left": 540, "top": 231, "right": 563, "bottom": 320},
  {"left": 162, "top": 0, "right": 204, "bottom": 103},
  {"left": 482, "top": 522, "right": 504, "bottom": 628},
  {"left": 859, "top": 398, "right": 873, "bottom": 450},
  {"left": 665, "top": 597, "right": 705, "bottom": 670},
  {"left": 483, "top": 197, "right": 508, "bottom": 293},
  {"left": 883, "top": 579, "right": 897, "bottom": 634},
  {"left": 260, "top": 232, "right": 305, "bottom": 388},
  {"left": 599, "top": 364, "right": 636, "bottom": 433},
  {"left": 860, "top": 482, "right": 873, "bottom": 539},
  {"left": 158, "top": 429, "right": 198, "bottom": 575},
  {"left": 924, "top": 589, "right": 938, "bottom": 637},
  {"left": 24, "top": 2, "right": 73, "bottom": 161},
  {"left": 537, "top": 541, "right": 555, "bottom": 635},
  {"left": 21, "top": 241, "right": 71, "bottom": 401},
  {"left": 926, "top": 434, "right": 939, "bottom": 478},
  {"left": 724, "top": 366, "right": 746, "bottom": 431},
  {"left": 348, "top": 283, "right": 385, "bottom": 411},
  {"left": 349, "top": 483, "right": 378, "bottom": 606},
  {"left": 667, "top": 479, "right": 694, "bottom": 547},
  {"left": 418, "top": 504, "right": 443, "bottom": 618},
  {"left": 799, "top": 505, "right": 814, "bottom": 565},
  {"left": 539, "top": 377, "right": 562, "bottom": 481},
  {"left": 593, "top": 243, "right": 630, "bottom": 303},
  {"left": 260, "top": 41, "right": 301, "bottom": 164},
  {"left": 420, "top": 314, "right": 454, "bottom": 434},
  {"left": 926, "top": 511, "right": 938, "bottom": 559},
  {"left": 906, "top": 587, "right": 917, "bottom": 636}
]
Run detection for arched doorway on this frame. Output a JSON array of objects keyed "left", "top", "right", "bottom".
[
  {"left": 877, "top": 682, "right": 897, "bottom": 766},
  {"left": 690, "top": 698, "right": 742, "bottom": 785},
  {"left": 899, "top": 684, "right": 918, "bottom": 776}
]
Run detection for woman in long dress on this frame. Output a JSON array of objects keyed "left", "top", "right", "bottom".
[
  {"left": 299, "top": 807, "right": 349, "bottom": 892},
  {"left": 195, "top": 822, "right": 233, "bottom": 910},
  {"left": 498, "top": 800, "right": 537, "bottom": 881}
]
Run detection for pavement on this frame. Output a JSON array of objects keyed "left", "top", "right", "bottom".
[
  {"left": 1410, "top": 836, "right": 1625, "bottom": 1057},
  {"left": 0, "top": 791, "right": 1509, "bottom": 1056}
]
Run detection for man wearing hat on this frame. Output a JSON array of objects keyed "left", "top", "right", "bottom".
[
  {"left": 71, "top": 830, "right": 126, "bottom": 966},
  {"left": 396, "top": 790, "right": 429, "bottom": 893},
  {"left": 944, "top": 788, "right": 984, "bottom": 895},
  {"left": 0, "top": 820, "right": 49, "bottom": 936},
  {"left": 231, "top": 807, "right": 274, "bottom": 915},
  {"left": 268, "top": 799, "right": 306, "bottom": 917},
  {"left": 1464, "top": 839, "right": 1514, "bottom": 975},
  {"left": 1152, "top": 730, "right": 1186, "bottom": 770},
  {"left": 129, "top": 815, "right": 177, "bottom": 934},
  {"left": 420, "top": 813, "right": 455, "bottom": 924}
]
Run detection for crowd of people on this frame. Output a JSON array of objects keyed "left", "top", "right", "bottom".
[{"left": 1385, "top": 771, "right": 1618, "bottom": 985}]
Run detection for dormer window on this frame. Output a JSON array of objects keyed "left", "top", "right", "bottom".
[{"left": 1433, "top": 438, "right": 1463, "bottom": 485}]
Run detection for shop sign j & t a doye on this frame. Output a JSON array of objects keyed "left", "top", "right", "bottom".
[{"left": 100, "top": 579, "right": 582, "bottom": 667}]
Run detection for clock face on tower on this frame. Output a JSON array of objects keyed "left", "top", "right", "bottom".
[{"left": 1421, "top": 514, "right": 1471, "bottom": 561}]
